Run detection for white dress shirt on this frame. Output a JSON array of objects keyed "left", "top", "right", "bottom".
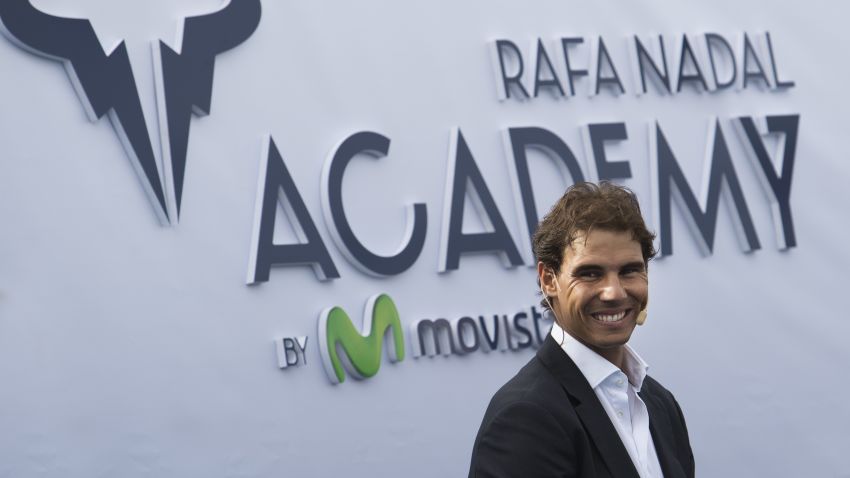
[{"left": 551, "top": 323, "right": 664, "bottom": 478}]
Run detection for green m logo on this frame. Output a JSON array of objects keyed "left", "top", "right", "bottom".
[{"left": 318, "top": 294, "right": 405, "bottom": 384}]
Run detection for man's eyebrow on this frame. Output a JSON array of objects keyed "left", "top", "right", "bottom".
[
  {"left": 571, "top": 262, "right": 645, "bottom": 274},
  {"left": 622, "top": 261, "right": 646, "bottom": 270},
  {"left": 571, "top": 264, "right": 603, "bottom": 275}
]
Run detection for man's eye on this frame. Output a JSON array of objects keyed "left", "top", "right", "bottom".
[
  {"left": 621, "top": 267, "right": 644, "bottom": 276},
  {"left": 578, "top": 270, "right": 601, "bottom": 279}
]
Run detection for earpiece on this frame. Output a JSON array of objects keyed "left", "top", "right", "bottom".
[
  {"left": 636, "top": 298, "right": 648, "bottom": 325},
  {"left": 541, "top": 285, "right": 555, "bottom": 312}
]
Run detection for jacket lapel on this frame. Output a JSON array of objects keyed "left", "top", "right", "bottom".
[{"left": 537, "top": 336, "right": 640, "bottom": 478}]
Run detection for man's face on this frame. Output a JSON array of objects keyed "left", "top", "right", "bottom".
[{"left": 543, "top": 229, "right": 648, "bottom": 357}]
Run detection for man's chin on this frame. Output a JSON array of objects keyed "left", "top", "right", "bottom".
[{"left": 590, "top": 321, "right": 636, "bottom": 348}]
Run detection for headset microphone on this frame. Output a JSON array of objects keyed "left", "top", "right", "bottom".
[{"left": 636, "top": 298, "right": 648, "bottom": 325}]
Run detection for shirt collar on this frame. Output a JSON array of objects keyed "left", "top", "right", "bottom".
[{"left": 550, "top": 322, "right": 649, "bottom": 391}]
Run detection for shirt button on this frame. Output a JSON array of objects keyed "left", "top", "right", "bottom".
[
  {"left": 616, "top": 378, "right": 624, "bottom": 386},
  {"left": 616, "top": 410, "right": 624, "bottom": 417}
]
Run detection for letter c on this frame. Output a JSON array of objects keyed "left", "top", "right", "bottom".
[{"left": 322, "top": 131, "right": 427, "bottom": 276}]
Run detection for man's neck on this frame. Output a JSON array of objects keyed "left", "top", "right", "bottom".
[
  {"left": 555, "top": 322, "right": 630, "bottom": 373},
  {"left": 591, "top": 345, "right": 626, "bottom": 372}
]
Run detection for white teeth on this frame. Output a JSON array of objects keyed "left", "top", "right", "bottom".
[{"left": 594, "top": 311, "right": 626, "bottom": 322}]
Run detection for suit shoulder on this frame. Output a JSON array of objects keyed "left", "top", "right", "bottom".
[
  {"left": 642, "top": 374, "right": 671, "bottom": 394},
  {"left": 641, "top": 375, "right": 695, "bottom": 475},
  {"left": 470, "top": 356, "right": 580, "bottom": 476},
  {"left": 640, "top": 374, "right": 690, "bottom": 436},
  {"left": 642, "top": 374, "right": 677, "bottom": 403},
  {"left": 488, "top": 356, "right": 564, "bottom": 409}
]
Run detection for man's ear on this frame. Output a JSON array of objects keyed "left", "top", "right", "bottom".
[{"left": 537, "top": 262, "right": 558, "bottom": 296}]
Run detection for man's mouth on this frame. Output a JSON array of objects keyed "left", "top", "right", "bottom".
[{"left": 591, "top": 309, "right": 629, "bottom": 322}]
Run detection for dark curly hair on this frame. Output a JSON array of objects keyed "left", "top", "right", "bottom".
[{"left": 533, "top": 181, "right": 657, "bottom": 311}]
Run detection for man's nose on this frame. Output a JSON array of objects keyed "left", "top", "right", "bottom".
[{"left": 599, "top": 274, "right": 628, "bottom": 301}]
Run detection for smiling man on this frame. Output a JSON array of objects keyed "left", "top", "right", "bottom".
[{"left": 469, "top": 182, "right": 694, "bottom": 478}]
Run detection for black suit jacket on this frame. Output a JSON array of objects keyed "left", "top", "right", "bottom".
[{"left": 469, "top": 336, "right": 694, "bottom": 478}]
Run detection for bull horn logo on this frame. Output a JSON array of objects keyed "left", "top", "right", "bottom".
[{"left": 0, "top": 0, "right": 262, "bottom": 225}]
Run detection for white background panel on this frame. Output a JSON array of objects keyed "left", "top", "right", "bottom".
[{"left": 1, "top": 0, "right": 849, "bottom": 476}]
